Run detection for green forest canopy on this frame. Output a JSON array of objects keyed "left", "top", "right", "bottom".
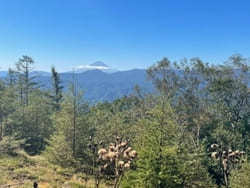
[{"left": 0, "top": 54, "right": 249, "bottom": 188}]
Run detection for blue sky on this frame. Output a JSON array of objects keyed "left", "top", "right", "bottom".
[{"left": 0, "top": 0, "right": 249, "bottom": 72}]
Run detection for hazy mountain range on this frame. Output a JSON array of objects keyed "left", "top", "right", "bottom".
[
  {"left": 0, "top": 62, "right": 154, "bottom": 102},
  {"left": 2, "top": 62, "right": 248, "bottom": 102}
]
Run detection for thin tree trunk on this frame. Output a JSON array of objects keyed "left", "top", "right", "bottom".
[
  {"left": 0, "top": 121, "right": 2, "bottom": 141},
  {"left": 224, "top": 172, "right": 228, "bottom": 188},
  {"left": 25, "top": 62, "right": 29, "bottom": 106},
  {"left": 73, "top": 99, "right": 76, "bottom": 156},
  {"left": 72, "top": 71, "right": 78, "bottom": 157}
]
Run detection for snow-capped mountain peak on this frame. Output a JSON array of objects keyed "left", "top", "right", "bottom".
[
  {"left": 90, "top": 61, "right": 109, "bottom": 67},
  {"left": 74, "top": 61, "right": 117, "bottom": 73}
]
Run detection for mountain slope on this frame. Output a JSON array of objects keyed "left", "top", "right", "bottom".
[
  {"left": 59, "top": 69, "right": 153, "bottom": 102},
  {"left": 28, "top": 69, "right": 153, "bottom": 102},
  {"left": 1, "top": 68, "right": 249, "bottom": 102}
]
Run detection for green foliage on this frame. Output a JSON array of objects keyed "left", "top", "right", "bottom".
[
  {"left": 230, "top": 162, "right": 250, "bottom": 188},
  {"left": 0, "top": 136, "right": 24, "bottom": 155},
  {"left": 0, "top": 54, "right": 249, "bottom": 187},
  {"left": 44, "top": 87, "right": 91, "bottom": 168},
  {"left": 15, "top": 55, "right": 36, "bottom": 106},
  {"left": 44, "top": 130, "right": 76, "bottom": 167},
  {"left": 50, "top": 66, "right": 63, "bottom": 110},
  {"left": 8, "top": 90, "right": 54, "bottom": 154},
  {"left": 123, "top": 102, "right": 213, "bottom": 187}
]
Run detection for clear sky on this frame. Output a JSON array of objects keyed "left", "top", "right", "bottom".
[{"left": 0, "top": 0, "right": 249, "bottom": 72}]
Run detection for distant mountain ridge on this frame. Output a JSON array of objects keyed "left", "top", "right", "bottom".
[
  {"left": 60, "top": 69, "right": 153, "bottom": 102},
  {"left": 0, "top": 68, "right": 153, "bottom": 102},
  {"left": 0, "top": 71, "right": 8, "bottom": 77},
  {"left": 1, "top": 65, "right": 248, "bottom": 103}
]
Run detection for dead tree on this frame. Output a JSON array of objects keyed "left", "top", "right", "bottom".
[
  {"left": 97, "top": 136, "right": 137, "bottom": 188},
  {"left": 210, "top": 144, "right": 246, "bottom": 187}
]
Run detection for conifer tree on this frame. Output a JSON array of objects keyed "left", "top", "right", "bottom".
[
  {"left": 15, "top": 55, "right": 36, "bottom": 106},
  {"left": 50, "top": 66, "right": 63, "bottom": 110}
]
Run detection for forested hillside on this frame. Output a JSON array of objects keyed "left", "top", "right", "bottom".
[
  {"left": 56, "top": 69, "right": 153, "bottom": 102},
  {"left": 0, "top": 54, "right": 249, "bottom": 187},
  {"left": 1, "top": 69, "right": 153, "bottom": 103}
]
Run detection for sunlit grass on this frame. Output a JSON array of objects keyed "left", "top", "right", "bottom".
[{"left": 0, "top": 152, "right": 108, "bottom": 188}]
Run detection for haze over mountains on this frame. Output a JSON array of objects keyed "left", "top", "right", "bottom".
[{"left": 0, "top": 62, "right": 153, "bottom": 102}]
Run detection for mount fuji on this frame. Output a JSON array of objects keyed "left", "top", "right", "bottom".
[{"left": 73, "top": 61, "right": 118, "bottom": 73}]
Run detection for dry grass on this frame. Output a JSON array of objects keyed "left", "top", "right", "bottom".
[{"left": 0, "top": 151, "right": 109, "bottom": 188}]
